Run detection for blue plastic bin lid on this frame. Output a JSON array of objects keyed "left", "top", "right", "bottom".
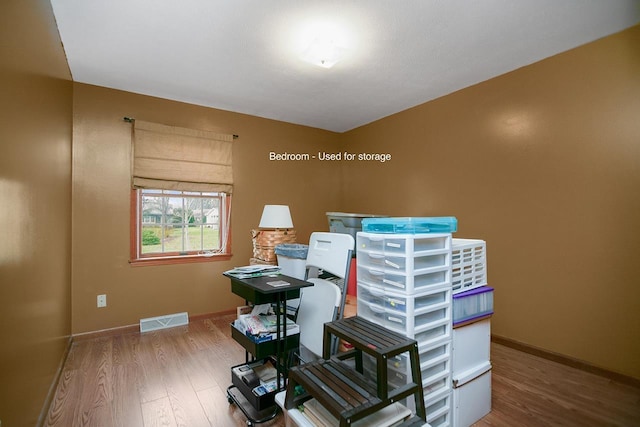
[{"left": 361, "top": 216, "right": 457, "bottom": 234}]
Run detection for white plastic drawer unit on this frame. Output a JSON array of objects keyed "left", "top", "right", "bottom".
[{"left": 357, "top": 283, "right": 451, "bottom": 336}]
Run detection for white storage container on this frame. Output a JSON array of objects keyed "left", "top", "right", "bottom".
[
  {"left": 451, "top": 239, "right": 487, "bottom": 294},
  {"left": 452, "top": 366, "right": 492, "bottom": 427},
  {"left": 452, "top": 318, "right": 491, "bottom": 378}
]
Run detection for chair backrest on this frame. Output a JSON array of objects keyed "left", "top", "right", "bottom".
[
  {"left": 304, "top": 232, "right": 355, "bottom": 326},
  {"left": 305, "top": 232, "right": 355, "bottom": 279},
  {"left": 296, "top": 279, "right": 342, "bottom": 358}
]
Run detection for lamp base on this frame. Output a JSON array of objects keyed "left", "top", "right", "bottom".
[{"left": 251, "top": 228, "right": 297, "bottom": 262}]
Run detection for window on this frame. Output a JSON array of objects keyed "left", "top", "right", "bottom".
[
  {"left": 127, "top": 119, "right": 235, "bottom": 266},
  {"left": 131, "top": 189, "right": 232, "bottom": 265}
]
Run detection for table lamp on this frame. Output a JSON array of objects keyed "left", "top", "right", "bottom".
[{"left": 251, "top": 205, "right": 297, "bottom": 264}]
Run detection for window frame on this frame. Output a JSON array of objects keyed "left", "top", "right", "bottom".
[{"left": 130, "top": 189, "right": 232, "bottom": 266}]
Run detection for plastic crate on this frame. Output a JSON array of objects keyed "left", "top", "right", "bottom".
[
  {"left": 451, "top": 238, "right": 487, "bottom": 294},
  {"left": 452, "top": 286, "right": 493, "bottom": 326},
  {"left": 362, "top": 217, "right": 458, "bottom": 234}
]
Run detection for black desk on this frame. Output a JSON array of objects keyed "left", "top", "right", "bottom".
[{"left": 224, "top": 272, "right": 312, "bottom": 426}]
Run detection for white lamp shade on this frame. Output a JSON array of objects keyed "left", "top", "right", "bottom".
[{"left": 259, "top": 205, "right": 294, "bottom": 228}]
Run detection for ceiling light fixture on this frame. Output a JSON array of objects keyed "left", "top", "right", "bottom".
[{"left": 300, "top": 36, "right": 347, "bottom": 69}]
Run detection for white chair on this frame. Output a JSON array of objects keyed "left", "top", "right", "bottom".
[
  {"left": 295, "top": 280, "right": 342, "bottom": 361},
  {"left": 295, "top": 232, "right": 355, "bottom": 362}
]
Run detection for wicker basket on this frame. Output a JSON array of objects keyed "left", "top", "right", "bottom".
[{"left": 251, "top": 229, "right": 297, "bottom": 262}]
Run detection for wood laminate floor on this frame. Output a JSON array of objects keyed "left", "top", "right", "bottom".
[{"left": 44, "top": 313, "right": 640, "bottom": 427}]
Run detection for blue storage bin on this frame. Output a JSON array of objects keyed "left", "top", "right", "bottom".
[{"left": 362, "top": 217, "right": 458, "bottom": 234}]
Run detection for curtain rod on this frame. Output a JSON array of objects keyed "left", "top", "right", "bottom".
[{"left": 123, "top": 117, "right": 238, "bottom": 139}]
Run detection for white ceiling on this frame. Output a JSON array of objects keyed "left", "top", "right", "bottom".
[{"left": 51, "top": 0, "right": 640, "bottom": 133}]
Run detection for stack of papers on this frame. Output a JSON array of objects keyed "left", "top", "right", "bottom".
[
  {"left": 224, "top": 265, "right": 281, "bottom": 279},
  {"left": 234, "top": 314, "right": 300, "bottom": 342}
]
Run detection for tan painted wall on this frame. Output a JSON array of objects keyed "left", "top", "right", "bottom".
[
  {"left": 71, "top": 84, "right": 342, "bottom": 334},
  {"left": 2, "top": 5, "right": 638, "bottom": 425},
  {"left": 0, "top": 1, "right": 73, "bottom": 425},
  {"left": 342, "top": 26, "right": 640, "bottom": 379}
]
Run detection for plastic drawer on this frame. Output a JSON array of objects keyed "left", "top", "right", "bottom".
[
  {"left": 356, "top": 282, "right": 385, "bottom": 307},
  {"left": 357, "top": 232, "right": 452, "bottom": 255},
  {"left": 452, "top": 286, "right": 493, "bottom": 325},
  {"left": 407, "top": 382, "right": 451, "bottom": 422},
  {"left": 385, "top": 305, "right": 449, "bottom": 334},
  {"left": 452, "top": 319, "right": 491, "bottom": 377},
  {"left": 358, "top": 250, "right": 450, "bottom": 274},
  {"left": 423, "top": 372, "right": 451, "bottom": 399},
  {"left": 425, "top": 388, "right": 452, "bottom": 425},
  {"left": 356, "top": 299, "right": 386, "bottom": 325},
  {"left": 384, "top": 285, "right": 451, "bottom": 313},
  {"left": 358, "top": 266, "right": 451, "bottom": 293},
  {"left": 362, "top": 359, "right": 410, "bottom": 390},
  {"left": 413, "top": 319, "right": 451, "bottom": 351},
  {"left": 428, "top": 410, "right": 451, "bottom": 427},
  {"left": 358, "top": 298, "right": 450, "bottom": 336},
  {"left": 453, "top": 369, "right": 491, "bottom": 427},
  {"left": 420, "top": 339, "right": 452, "bottom": 397}
]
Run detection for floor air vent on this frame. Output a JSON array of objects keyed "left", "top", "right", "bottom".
[{"left": 140, "top": 312, "right": 189, "bottom": 333}]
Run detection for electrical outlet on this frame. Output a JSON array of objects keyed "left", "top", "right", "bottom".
[{"left": 97, "top": 294, "right": 107, "bottom": 308}]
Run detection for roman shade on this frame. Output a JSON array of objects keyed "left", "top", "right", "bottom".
[{"left": 132, "top": 120, "right": 234, "bottom": 193}]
